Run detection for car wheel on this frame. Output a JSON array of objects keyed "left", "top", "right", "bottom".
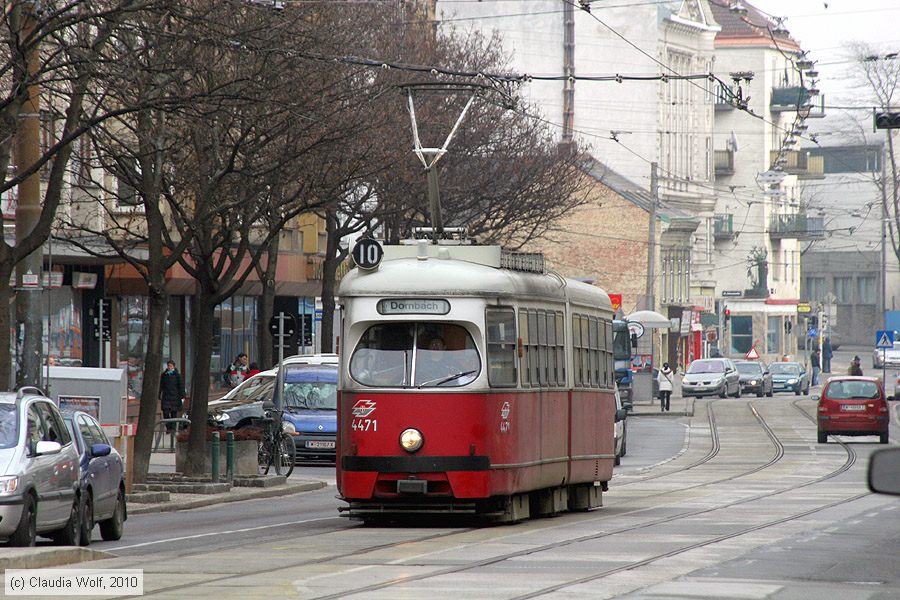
[
  {"left": 718, "top": 386, "right": 727, "bottom": 398},
  {"left": 880, "top": 431, "right": 889, "bottom": 444},
  {"left": 8, "top": 493, "right": 36, "bottom": 547},
  {"left": 795, "top": 387, "right": 801, "bottom": 396},
  {"left": 735, "top": 385, "right": 741, "bottom": 398},
  {"left": 79, "top": 493, "right": 93, "bottom": 547},
  {"left": 817, "top": 430, "right": 827, "bottom": 444},
  {"left": 621, "top": 429, "right": 627, "bottom": 457},
  {"left": 766, "top": 387, "right": 773, "bottom": 398},
  {"left": 614, "top": 452, "right": 620, "bottom": 466},
  {"left": 99, "top": 489, "right": 126, "bottom": 541},
  {"left": 52, "top": 496, "right": 81, "bottom": 546}
]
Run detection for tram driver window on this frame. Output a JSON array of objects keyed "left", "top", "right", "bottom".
[{"left": 350, "top": 323, "right": 480, "bottom": 388}]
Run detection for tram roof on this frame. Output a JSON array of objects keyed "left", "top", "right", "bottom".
[{"left": 339, "top": 249, "right": 612, "bottom": 310}]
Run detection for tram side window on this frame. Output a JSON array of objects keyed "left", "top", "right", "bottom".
[
  {"left": 486, "top": 309, "right": 517, "bottom": 387},
  {"left": 556, "top": 312, "right": 566, "bottom": 385},
  {"left": 546, "top": 312, "right": 557, "bottom": 386},
  {"left": 604, "top": 320, "right": 614, "bottom": 388},
  {"left": 589, "top": 316, "right": 600, "bottom": 388},
  {"left": 518, "top": 310, "right": 530, "bottom": 387},
  {"left": 530, "top": 310, "right": 544, "bottom": 387},
  {"left": 572, "top": 315, "right": 582, "bottom": 386}
]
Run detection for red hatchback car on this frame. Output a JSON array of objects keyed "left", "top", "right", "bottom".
[{"left": 817, "top": 377, "right": 890, "bottom": 444}]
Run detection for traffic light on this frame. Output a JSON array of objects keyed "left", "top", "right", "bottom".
[
  {"left": 808, "top": 315, "right": 818, "bottom": 329},
  {"left": 874, "top": 111, "right": 900, "bottom": 129},
  {"left": 723, "top": 308, "right": 731, "bottom": 328}
]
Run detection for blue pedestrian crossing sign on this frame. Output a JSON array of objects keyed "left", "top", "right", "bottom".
[{"left": 876, "top": 329, "right": 895, "bottom": 349}]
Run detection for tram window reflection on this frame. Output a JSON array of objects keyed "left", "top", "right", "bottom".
[{"left": 349, "top": 322, "right": 480, "bottom": 388}]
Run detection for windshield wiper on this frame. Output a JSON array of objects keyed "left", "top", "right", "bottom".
[{"left": 417, "top": 370, "right": 477, "bottom": 389}]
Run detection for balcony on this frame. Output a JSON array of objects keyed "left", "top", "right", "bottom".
[
  {"left": 769, "top": 150, "right": 825, "bottom": 179},
  {"left": 714, "top": 149, "right": 734, "bottom": 176},
  {"left": 713, "top": 213, "right": 736, "bottom": 241},
  {"left": 771, "top": 86, "right": 810, "bottom": 110},
  {"left": 769, "top": 213, "right": 826, "bottom": 240}
]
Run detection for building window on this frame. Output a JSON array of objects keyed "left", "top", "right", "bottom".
[
  {"left": 857, "top": 277, "right": 876, "bottom": 305},
  {"left": 730, "top": 315, "right": 753, "bottom": 355},
  {"left": 804, "top": 277, "right": 825, "bottom": 302},
  {"left": 767, "top": 316, "right": 781, "bottom": 355},
  {"left": 833, "top": 277, "right": 852, "bottom": 304}
]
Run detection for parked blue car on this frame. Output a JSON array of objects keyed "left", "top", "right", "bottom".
[
  {"left": 62, "top": 411, "right": 126, "bottom": 545},
  {"left": 281, "top": 364, "right": 338, "bottom": 462}
]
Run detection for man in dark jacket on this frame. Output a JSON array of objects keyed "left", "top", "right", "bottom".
[{"left": 159, "top": 360, "right": 185, "bottom": 433}]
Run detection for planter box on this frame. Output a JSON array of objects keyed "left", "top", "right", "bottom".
[{"left": 175, "top": 439, "right": 259, "bottom": 476}]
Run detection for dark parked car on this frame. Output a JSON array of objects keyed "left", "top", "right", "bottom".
[
  {"left": 734, "top": 360, "right": 773, "bottom": 397},
  {"left": 769, "top": 362, "right": 809, "bottom": 395},
  {"left": 0, "top": 388, "right": 81, "bottom": 546},
  {"left": 209, "top": 355, "right": 339, "bottom": 463},
  {"left": 816, "top": 376, "right": 890, "bottom": 444},
  {"left": 63, "top": 411, "right": 126, "bottom": 544},
  {"left": 680, "top": 358, "right": 741, "bottom": 398}
]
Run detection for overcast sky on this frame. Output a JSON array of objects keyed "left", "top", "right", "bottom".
[{"left": 749, "top": 0, "right": 900, "bottom": 103}]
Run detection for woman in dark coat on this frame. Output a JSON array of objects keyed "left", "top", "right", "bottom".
[{"left": 159, "top": 360, "right": 185, "bottom": 432}]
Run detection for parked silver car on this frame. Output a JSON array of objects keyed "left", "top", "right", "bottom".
[
  {"left": 681, "top": 358, "right": 741, "bottom": 398},
  {"left": 0, "top": 388, "right": 82, "bottom": 546}
]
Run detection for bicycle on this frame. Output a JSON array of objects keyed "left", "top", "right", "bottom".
[{"left": 255, "top": 405, "right": 296, "bottom": 477}]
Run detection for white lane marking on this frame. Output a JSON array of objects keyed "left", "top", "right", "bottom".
[{"left": 106, "top": 516, "right": 341, "bottom": 551}]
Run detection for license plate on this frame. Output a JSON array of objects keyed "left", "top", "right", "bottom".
[
  {"left": 841, "top": 404, "right": 866, "bottom": 412},
  {"left": 305, "top": 440, "right": 335, "bottom": 449}
]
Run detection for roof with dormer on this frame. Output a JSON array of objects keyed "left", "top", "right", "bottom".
[{"left": 707, "top": 0, "right": 801, "bottom": 52}]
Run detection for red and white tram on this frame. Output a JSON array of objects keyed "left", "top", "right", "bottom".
[{"left": 336, "top": 241, "right": 619, "bottom": 522}]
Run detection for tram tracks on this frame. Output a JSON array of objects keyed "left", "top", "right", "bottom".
[
  {"left": 301, "top": 398, "right": 864, "bottom": 599},
  {"left": 121, "top": 396, "right": 867, "bottom": 599}
]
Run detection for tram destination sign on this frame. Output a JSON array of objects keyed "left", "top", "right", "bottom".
[{"left": 377, "top": 298, "right": 450, "bottom": 315}]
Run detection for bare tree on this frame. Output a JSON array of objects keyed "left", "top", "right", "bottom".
[
  {"left": 848, "top": 44, "right": 900, "bottom": 264},
  {"left": 0, "top": 0, "right": 166, "bottom": 389}
]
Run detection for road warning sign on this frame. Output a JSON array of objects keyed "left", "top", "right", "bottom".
[{"left": 745, "top": 346, "right": 760, "bottom": 360}]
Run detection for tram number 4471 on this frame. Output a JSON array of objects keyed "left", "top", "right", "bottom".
[{"left": 352, "top": 419, "right": 377, "bottom": 432}]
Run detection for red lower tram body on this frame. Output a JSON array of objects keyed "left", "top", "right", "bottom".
[{"left": 337, "top": 389, "right": 615, "bottom": 521}]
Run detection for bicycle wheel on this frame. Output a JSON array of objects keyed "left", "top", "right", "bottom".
[
  {"left": 274, "top": 434, "right": 296, "bottom": 477},
  {"left": 258, "top": 438, "right": 273, "bottom": 475}
]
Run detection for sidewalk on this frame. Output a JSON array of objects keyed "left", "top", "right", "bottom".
[
  {"left": 1, "top": 452, "right": 328, "bottom": 570},
  {"left": 628, "top": 376, "right": 695, "bottom": 417}
]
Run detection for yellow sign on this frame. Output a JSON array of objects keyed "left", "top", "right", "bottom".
[{"left": 797, "top": 303, "right": 811, "bottom": 313}]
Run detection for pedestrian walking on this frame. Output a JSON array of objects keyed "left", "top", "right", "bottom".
[
  {"left": 810, "top": 349, "right": 821, "bottom": 386},
  {"left": 657, "top": 363, "right": 674, "bottom": 412},
  {"left": 848, "top": 355, "right": 863, "bottom": 376},
  {"left": 822, "top": 337, "right": 833, "bottom": 373},
  {"left": 223, "top": 352, "right": 250, "bottom": 389},
  {"left": 159, "top": 360, "right": 185, "bottom": 433}
]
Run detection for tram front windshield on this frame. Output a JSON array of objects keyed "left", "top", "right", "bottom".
[{"left": 350, "top": 323, "right": 480, "bottom": 388}]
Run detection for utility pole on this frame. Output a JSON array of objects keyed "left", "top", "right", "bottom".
[
  {"left": 645, "top": 162, "right": 658, "bottom": 311},
  {"left": 881, "top": 165, "right": 888, "bottom": 328},
  {"left": 14, "top": 2, "right": 43, "bottom": 389}
]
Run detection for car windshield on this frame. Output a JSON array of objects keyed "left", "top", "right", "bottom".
[
  {"left": 283, "top": 366, "right": 338, "bottom": 410},
  {"left": 826, "top": 380, "right": 880, "bottom": 400},
  {"left": 350, "top": 322, "right": 480, "bottom": 388},
  {"left": 769, "top": 363, "right": 800, "bottom": 375},
  {"left": 0, "top": 404, "right": 17, "bottom": 449},
  {"left": 687, "top": 360, "right": 725, "bottom": 374},
  {"left": 735, "top": 362, "right": 762, "bottom": 375}
]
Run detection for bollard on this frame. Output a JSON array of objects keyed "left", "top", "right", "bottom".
[
  {"left": 211, "top": 431, "right": 220, "bottom": 483},
  {"left": 226, "top": 430, "right": 234, "bottom": 482}
]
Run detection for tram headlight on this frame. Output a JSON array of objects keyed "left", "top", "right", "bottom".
[{"left": 399, "top": 428, "right": 424, "bottom": 453}]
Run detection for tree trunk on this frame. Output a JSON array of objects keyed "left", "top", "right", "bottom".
[
  {"left": 185, "top": 287, "right": 216, "bottom": 476},
  {"left": 320, "top": 215, "right": 345, "bottom": 354},
  {"left": 132, "top": 284, "right": 168, "bottom": 483},
  {"left": 0, "top": 257, "right": 13, "bottom": 390},
  {"left": 256, "top": 234, "right": 279, "bottom": 370}
]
